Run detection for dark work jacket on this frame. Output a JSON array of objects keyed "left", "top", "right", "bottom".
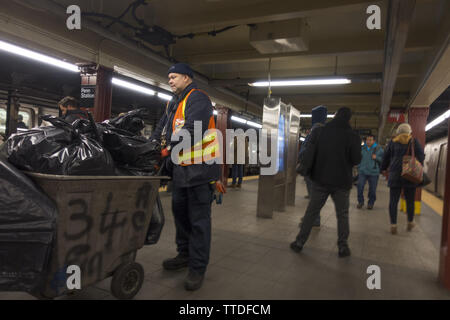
[
  {"left": 380, "top": 135, "right": 425, "bottom": 188},
  {"left": 150, "top": 82, "right": 220, "bottom": 187},
  {"left": 309, "top": 118, "right": 362, "bottom": 190},
  {"left": 64, "top": 109, "right": 87, "bottom": 123}
]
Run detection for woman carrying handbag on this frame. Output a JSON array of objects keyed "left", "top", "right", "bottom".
[{"left": 380, "top": 123, "right": 425, "bottom": 234}]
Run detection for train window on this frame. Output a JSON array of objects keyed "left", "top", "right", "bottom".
[
  {"left": 0, "top": 107, "right": 6, "bottom": 135},
  {"left": 0, "top": 106, "right": 33, "bottom": 133},
  {"left": 18, "top": 109, "right": 31, "bottom": 129}
]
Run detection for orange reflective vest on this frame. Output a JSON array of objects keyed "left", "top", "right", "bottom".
[{"left": 172, "top": 89, "right": 220, "bottom": 166}]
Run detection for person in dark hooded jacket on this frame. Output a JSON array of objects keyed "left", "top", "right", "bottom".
[
  {"left": 380, "top": 123, "right": 424, "bottom": 235},
  {"left": 291, "top": 107, "right": 361, "bottom": 258},
  {"left": 298, "top": 105, "right": 327, "bottom": 227}
]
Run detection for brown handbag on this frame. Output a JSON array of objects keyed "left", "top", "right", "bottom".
[{"left": 401, "top": 138, "right": 423, "bottom": 184}]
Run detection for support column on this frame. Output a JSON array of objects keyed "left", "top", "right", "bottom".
[
  {"left": 5, "top": 90, "right": 19, "bottom": 138},
  {"left": 439, "top": 115, "right": 450, "bottom": 289},
  {"left": 80, "top": 64, "right": 113, "bottom": 122},
  {"left": 400, "top": 107, "right": 429, "bottom": 214},
  {"left": 215, "top": 106, "right": 230, "bottom": 185},
  {"left": 94, "top": 66, "right": 113, "bottom": 122}
]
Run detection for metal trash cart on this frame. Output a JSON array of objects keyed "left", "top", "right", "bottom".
[{"left": 25, "top": 173, "right": 169, "bottom": 300}]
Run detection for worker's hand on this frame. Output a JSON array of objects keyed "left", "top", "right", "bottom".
[
  {"left": 161, "top": 148, "right": 170, "bottom": 159},
  {"left": 372, "top": 154, "right": 377, "bottom": 160},
  {"left": 215, "top": 181, "right": 226, "bottom": 194}
]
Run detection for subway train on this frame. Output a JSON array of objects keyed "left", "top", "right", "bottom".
[{"left": 424, "top": 136, "right": 448, "bottom": 198}]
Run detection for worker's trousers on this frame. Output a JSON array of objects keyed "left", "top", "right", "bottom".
[{"left": 171, "top": 183, "right": 214, "bottom": 274}]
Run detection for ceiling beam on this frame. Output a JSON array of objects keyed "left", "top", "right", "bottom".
[
  {"left": 407, "top": 0, "right": 450, "bottom": 108},
  {"left": 164, "top": 0, "right": 378, "bottom": 32},
  {"left": 378, "top": 0, "right": 416, "bottom": 142},
  {"left": 180, "top": 36, "right": 431, "bottom": 66}
]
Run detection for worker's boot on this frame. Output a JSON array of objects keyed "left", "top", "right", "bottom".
[
  {"left": 162, "top": 254, "right": 189, "bottom": 270},
  {"left": 184, "top": 270, "right": 205, "bottom": 291}
]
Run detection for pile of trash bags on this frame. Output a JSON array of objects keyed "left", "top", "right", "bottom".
[
  {"left": 3, "top": 109, "right": 161, "bottom": 176},
  {"left": 0, "top": 109, "right": 165, "bottom": 295},
  {"left": 0, "top": 155, "right": 57, "bottom": 293}
]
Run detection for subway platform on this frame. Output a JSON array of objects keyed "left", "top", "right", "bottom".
[{"left": 2, "top": 177, "right": 450, "bottom": 300}]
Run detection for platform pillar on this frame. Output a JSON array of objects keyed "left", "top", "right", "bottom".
[
  {"left": 439, "top": 114, "right": 450, "bottom": 289},
  {"left": 5, "top": 90, "right": 19, "bottom": 138},
  {"left": 80, "top": 64, "right": 113, "bottom": 122}
]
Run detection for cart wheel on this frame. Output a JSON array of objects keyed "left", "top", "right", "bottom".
[{"left": 111, "top": 262, "right": 144, "bottom": 300}]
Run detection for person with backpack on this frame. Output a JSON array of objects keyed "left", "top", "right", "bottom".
[
  {"left": 357, "top": 134, "right": 384, "bottom": 210},
  {"left": 297, "top": 105, "right": 327, "bottom": 227}
]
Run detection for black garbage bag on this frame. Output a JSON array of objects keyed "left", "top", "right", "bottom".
[
  {"left": 144, "top": 194, "right": 165, "bottom": 245},
  {"left": 106, "top": 109, "right": 147, "bottom": 136},
  {"left": 0, "top": 156, "right": 57, "bottom": 293},
  {"left": 102, "top": 130, "right": 161, "bottom": 175},
  {"left": 5, "top": 116, "right": 115, "bottom": 175}
]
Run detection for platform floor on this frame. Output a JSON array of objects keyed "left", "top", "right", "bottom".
[{"left": 2, "top": 177, "right": 450, "bottom": 300}]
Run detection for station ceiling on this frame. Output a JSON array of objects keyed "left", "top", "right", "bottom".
[{"left": 0, "top": 0, "right": 449, "bottom": 142}]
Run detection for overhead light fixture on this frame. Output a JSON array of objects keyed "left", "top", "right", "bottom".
[
  {"left": 157, "top": 92, "right": 172, "bottom": 101},
  {"left": 300, "top": 114, "right": 335, "bottom": 118},
  {"left": 300, "top": 137, "right": 305, "bottom": 141},
  {"left": 0, "top": 40, "right": 79, "bottom": 72},
  {"left": 249, "top": 78, "right": 351, "bottom": 87},
  {"left": 231, "top": 116, "right": 247, "bottom": 124},
  {"left": 247, "top": 121, "right": 262, "bottom": 129},
  {"left": 112, "top": 78, "right": 155, "bottom": 96},
  {"left": 213, "top": 110, "right": 218, "bottom": 115},
  {"left": 426, "top": 110, "right": 450, "bottom": 131}
]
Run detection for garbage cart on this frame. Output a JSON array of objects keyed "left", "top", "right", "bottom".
[{"left": 25, "top": 173, "right": 169, "bottom": 300}]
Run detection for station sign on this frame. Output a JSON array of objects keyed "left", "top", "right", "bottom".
[
  {"left": 387, "top": 110, "right": 406, "bottom": 123},
  {"left": 80, "top": 85, "right": 96, "bottom": 108}
]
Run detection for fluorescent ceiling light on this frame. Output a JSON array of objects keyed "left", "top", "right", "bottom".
[
  {"left": 426, "top": 110, "right": 450, "bottom": 131},
  {"left": 231, "top": 116, "right": 247, "bottom": 124},
  {"left": 249, "top": 78, "right": 351, "bottom": 87},
  {"left": 247, "top": 121, "right": 262, "bottom": 129},
  {"left": 157, "top": 92, "right": 172, "bottom": 101},
  {"left": 0, "top": 40, "right": 79, "bottom": 72},
  {"left": 300, "top": 137, "right": 305, "bottom": 141},
  {"left": 112, "top": 78, "right": 155, "bottom": 95},
  {"left": 300, "top": 114, "right": 335, "bottom": 118}
]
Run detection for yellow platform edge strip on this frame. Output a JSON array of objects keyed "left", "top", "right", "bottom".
[{"left": 422, "top": 189, "right": 444, "bottom": 217}]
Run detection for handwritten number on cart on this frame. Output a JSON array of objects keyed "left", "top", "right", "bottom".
[
  {"left": 100, "top": 192, "right": 127, "bottom": 250},
  {"left": 64, "top": 199, "right": 93, "bottom": 240}
]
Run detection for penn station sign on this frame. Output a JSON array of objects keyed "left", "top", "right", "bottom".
[{"left": 80, "top": 85, "right": 95, "bottom": 108}]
